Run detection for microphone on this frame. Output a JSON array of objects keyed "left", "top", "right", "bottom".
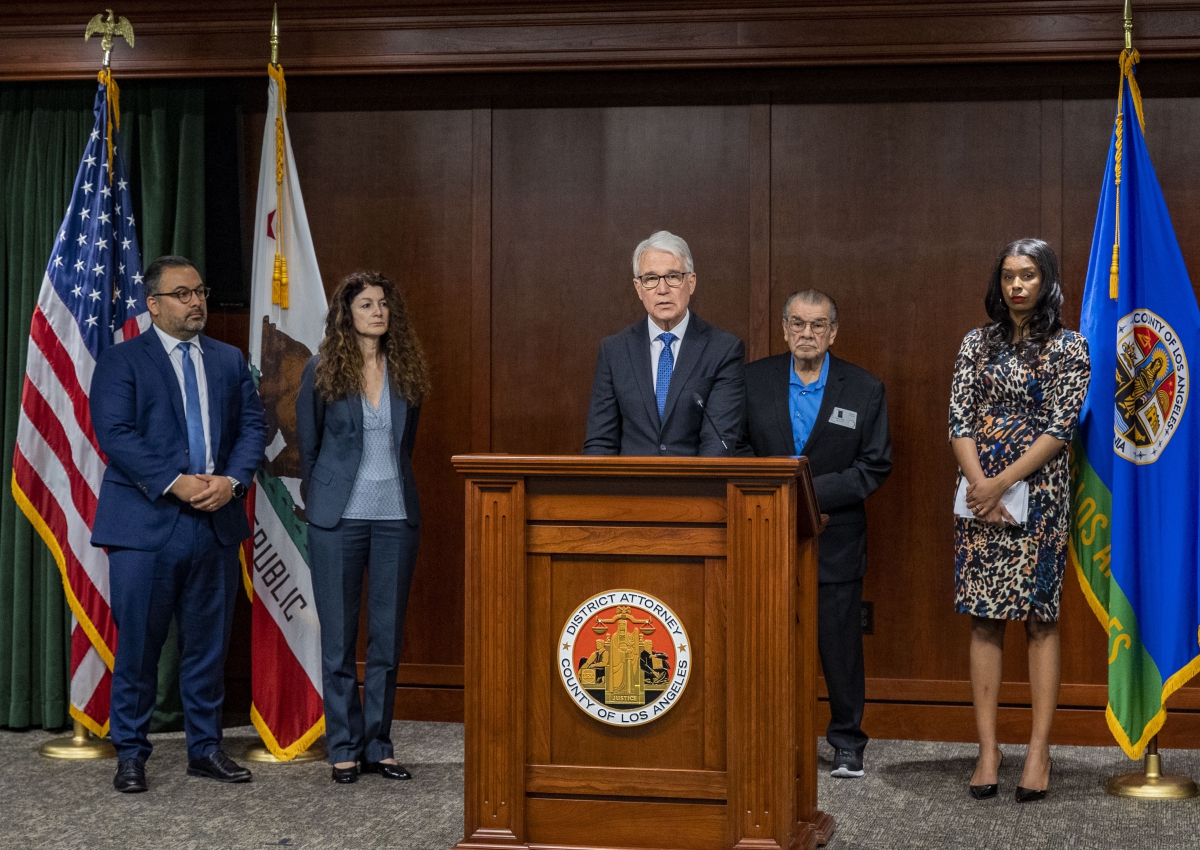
[{"left": 692, "top": 392, "right": 732, "bottom": 456}]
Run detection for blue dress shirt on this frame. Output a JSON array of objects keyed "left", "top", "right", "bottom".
[{"left": 788, "top": 352, "right": 830, "bottom": 454}]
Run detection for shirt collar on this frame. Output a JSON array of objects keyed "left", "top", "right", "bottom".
[
  {"left": 789, "top": 352, "right": 830, "bottom": 391},
  {"left": 647, "top": 310, "right": 690, "bottom": 344},
  {"left": 151, "top": 322, "right": 201, "bottom": 356}
]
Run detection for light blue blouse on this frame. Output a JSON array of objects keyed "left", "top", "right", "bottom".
[{"left": 342, "top": 366, "right": 407, "bottom": 521}]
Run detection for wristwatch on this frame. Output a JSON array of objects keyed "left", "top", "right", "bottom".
[{"left": 226, "top": 476, "right": 246, "bottom": 499}]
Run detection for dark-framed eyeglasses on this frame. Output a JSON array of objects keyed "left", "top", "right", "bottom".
[
  {"left": 786, "top": 318, "right": 833, "bottom": 334},
  {"left": 637, "top": 271, "right": 690, "bottom": 290},
  {"left": 151, "top": 286, "right": 211, "bottom": 304}
]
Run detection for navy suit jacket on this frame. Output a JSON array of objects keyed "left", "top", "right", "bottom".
[
  {"left": 583, "top": 312, "right": 746, "bottom": 456},
  {"left": 741, "top": 353, "right": 892, "bottom": 583},
  {"left": 295, "top": 355, "right": 421, "bottom": 530},
  {"left": 90, "top": 329, "right": 269, "bottom": 551}
]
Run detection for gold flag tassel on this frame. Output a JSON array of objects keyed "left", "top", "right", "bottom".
[
  {"left": 268, "top": 61, "right": 289, "bottom": 308},
  {"left": 97, "top": 68, "right": 121, "bottom": 187},
  {"left": 1110, "top": 20, "right": 1145, "bottom": 301}
]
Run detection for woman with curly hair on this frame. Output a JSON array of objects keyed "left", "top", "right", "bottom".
[
  {"left": 949, "top": 239, "right": 1089, "bottom": 803},
  {"left": 296, "top": 270, "right": 430, "bottom": 784}
]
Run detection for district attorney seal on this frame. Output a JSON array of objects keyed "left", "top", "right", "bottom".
[{"left": 558, "top": 590, "right": 691, "bottom": 727}]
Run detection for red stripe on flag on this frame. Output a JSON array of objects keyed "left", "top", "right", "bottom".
[
  {"left": 121, "top": 315, "right": 141, "bottom": 339},
  {"left": 70, "top": 625, "right": 93, "bottom": 678},
  {"left": 12, "top": 449, "right": 117, "bottom": 655},
  {"left": 81, "top": 668, "right": 111, "bottom": 727},
  {"left": 29, "top": 308, "right": 104, "bottom": 460},
  {"left": 19, "top": 378, "right": 99, "bottom": 526},
  {"left": 251, "top": 598, "right": 323, "bottom": 751}
]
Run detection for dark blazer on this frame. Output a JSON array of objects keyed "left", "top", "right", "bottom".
[
  {"left": 295, "top": 355, "right": 421, "bottom": 530},
  {"left": 741, "top": 353, "right": 892, "bottom": 583},
  {"left": 90, "top": 329, "right": 269, "bottom": 550},
  {"left": 583, "top": 312, "right": 745, "bottom": 456}
]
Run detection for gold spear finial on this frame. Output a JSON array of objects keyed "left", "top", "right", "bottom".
[
  {"left": 1124, "top": 0, "right": 1133, "bottom": 50},
  {"left": 84, "top": 9, "right": 135, "bottom": 69},
  {"left": 270, "top": 4, "right": 279, "bottom": 66}
]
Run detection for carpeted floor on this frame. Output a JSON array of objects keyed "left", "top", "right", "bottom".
[{"left": 3, "top": 724, "right": 1199, "bottom": 849}]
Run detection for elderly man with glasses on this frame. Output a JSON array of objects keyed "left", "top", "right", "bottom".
[
  {"left": 583, "top": 230, "right": 746, "bottom": 457},
  {"left": 89, "top": 255, "right": 268, "bottom": 793},
  {"left": 741, "top": 289, "right": 892, "bottom": 780}
]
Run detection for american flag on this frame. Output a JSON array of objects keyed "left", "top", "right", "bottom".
[{"left": 10, "top": 79, "right": 148, "bottom": 735}]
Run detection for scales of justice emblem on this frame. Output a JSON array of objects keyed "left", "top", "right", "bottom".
[
  {"left": 557, "top": 591, "right": 691, "bottom": 727},
  {"left": 1114, "top": 309, "right": 1189, "bottom": 465}
]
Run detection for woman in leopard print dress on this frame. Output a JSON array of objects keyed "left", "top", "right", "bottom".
[{"left": 949, "top": 239, "right": 1090, "bottom": 802}]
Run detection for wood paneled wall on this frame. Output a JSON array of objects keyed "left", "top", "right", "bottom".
[{"left": 207, "top": 60, "right": 1200, "bottom": 745}]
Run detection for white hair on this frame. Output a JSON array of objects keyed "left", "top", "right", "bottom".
[{"left": 632, "top": 231, "right": 694, "bottom": 276}]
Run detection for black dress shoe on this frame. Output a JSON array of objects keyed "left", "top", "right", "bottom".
[
  {"left": 332, "top": 764, "right": 359, "bottom": 784},
  {"left": 113, "top": 758, "right": 147, "bottom": 793},
  {"left": 1015, "top": 759, "right": 1052, "bottom": 803},
  {"left": 187, "top": 750, "right": 252, "bottom": 783},
  {"left": 363, "top": 760, "right": 412, "bottom": 780},
  {"left": 969, "top": 749, "right": 1002, "bottom": 799}
]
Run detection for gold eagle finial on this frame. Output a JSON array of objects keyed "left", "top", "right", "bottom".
[{"left": 84, "top": 9, "right": 135, "bottom": 67}]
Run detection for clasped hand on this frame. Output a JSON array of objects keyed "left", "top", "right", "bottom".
[
  {"left": 169, "top": 473, "right": 233, "bottom": 512},
  {"left": 965, "top": 476, "right": 1015, "bottom": 526}
]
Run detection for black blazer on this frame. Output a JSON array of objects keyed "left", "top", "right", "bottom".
[
  {"left": 582, "top": 312, "right": 745, "bottom": 456},
  {"left": 741, "top": 352, "right": 892, "bottom": 583},
  {"left": 295, "top": 355, "right": 421, "bottom": 529}
]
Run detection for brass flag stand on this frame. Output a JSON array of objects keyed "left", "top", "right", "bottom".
[
  {"left": 1107, "top": 736, "right": 1198, "bottom": 799},
  {"left": 40, "top": 9, "right": 135, "bottom": 764},
  {"left": 242, "top": 5, "right": 324, "bottom": 768}
]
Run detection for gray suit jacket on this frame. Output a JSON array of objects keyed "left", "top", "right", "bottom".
[
  {"left": 583, "top": 312, "right": 745, "bottom": 456},
  {"left": 741, "top": 352, "right": 891, "bottom": 583},
  {"left": 295, "top": 355, "right": 421, "bottom": 529}
]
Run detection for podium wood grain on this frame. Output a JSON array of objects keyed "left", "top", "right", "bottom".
[{"left": 453, "top": 456, "right": 832, "bottom": 850}]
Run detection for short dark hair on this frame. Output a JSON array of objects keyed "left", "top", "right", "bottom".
[{"left": 144, "top": 255, "right": 197, "bottom": 297}]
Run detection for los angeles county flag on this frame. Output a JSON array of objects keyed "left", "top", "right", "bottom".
[
  {"left": 1071, "top": 48, "right": 1200, "bottom": 759},
  {"left": 245, "top": 63, "right": 327, "bottom": 759}
]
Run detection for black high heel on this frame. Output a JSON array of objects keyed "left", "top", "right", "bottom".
[
  {"left": 969, "top": 749, "right": 1003, "bottom": 799},
  {"left": 1015, "top": 758, "right": 1053, "bottom": 803}
]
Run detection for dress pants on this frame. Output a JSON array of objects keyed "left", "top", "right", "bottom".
[
  {"left": 108, "top": 509, "right": 240, "bottom": 762},
  {"left": 308, "top": 518, "right": 419, "bottom": 765},
  {"left": 818, "top": 578, "right": 868, "bottom": 755}
]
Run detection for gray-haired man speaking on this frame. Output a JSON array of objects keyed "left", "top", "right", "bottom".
[{"left": 583, "top": 231, "right": 746, "bottom": 456}]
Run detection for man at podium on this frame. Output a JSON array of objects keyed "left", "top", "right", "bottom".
[
  {"left": 583, "top": 230, "right": 745, "bottom": 456},
  {"left": 742, "top": 289, "right": 892, "bottom": 781}
]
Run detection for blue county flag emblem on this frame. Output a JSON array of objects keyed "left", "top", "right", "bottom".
[
  {"left": 558, "top": 590, "right": 691, "bottom": 726},
  {"left": 1113, "top": 310, "right": 1188, "bottom": 464},
  {"left": 1071, "top": 48, "right": 1200, "bottom": 759}
]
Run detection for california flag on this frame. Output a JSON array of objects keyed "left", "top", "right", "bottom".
[{"left": 245, "top": 64, "right": 327, "bottom": 760}]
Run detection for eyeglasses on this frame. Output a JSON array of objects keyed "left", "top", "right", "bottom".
[
  {"left": 152, "top": 286, "right": 211, "bottom": 304},
  {"left": 637, "top": 271, "right": 690, "bottom": 290},
  {"left": 786, "top": 318, "right": 833, "bottom": 334}
]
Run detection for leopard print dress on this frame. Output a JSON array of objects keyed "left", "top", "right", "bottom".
[{"left": 949, "top": 327, "right": 1091, "bottom": 621}]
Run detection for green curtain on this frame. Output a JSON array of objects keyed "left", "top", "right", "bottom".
[{"left": 0, "top": 80, "right": 205, "bottom": 731}]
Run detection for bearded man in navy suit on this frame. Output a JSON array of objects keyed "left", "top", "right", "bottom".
[
  {"left": 90, "top": 255, "right": 268, "bottom": 793},
  {"left": 741, "top": 289, "right": 892, "bottom": 780},
  {"left": 583, "top": 231, "right": 745, "bottom": 456}
]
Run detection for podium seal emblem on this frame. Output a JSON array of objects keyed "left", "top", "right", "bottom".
[
  {"left": 1115, "top": 309, "right": 1189, "bottom": 465},
  {"left": 557, "top": 590, "right": 691, "bottom": 726}
]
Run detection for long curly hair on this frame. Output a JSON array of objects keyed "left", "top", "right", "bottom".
[
  {"left": 314, "top": 271, "right": 430, "bottom": 404},
  {"left": 979, "top": 238, "right": 1064, "bottom": 360}
]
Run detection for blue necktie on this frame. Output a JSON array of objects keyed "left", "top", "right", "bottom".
[
  {"left": 178, "top": 341, "right": 207, "bottom": 475},
  {"left": 656, "top": 332, "right": 676, "bottom": 421}
]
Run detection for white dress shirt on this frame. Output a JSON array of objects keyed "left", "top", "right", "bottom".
[
  {"left": 152, "top": 323, "right": 214, "bottom": 494},
  {"left": 648, "top": 310, "right": 690, "bottom": 393}
]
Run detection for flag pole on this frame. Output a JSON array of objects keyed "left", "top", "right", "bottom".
[
  {"left": 39, "top": 11, "right": 140, "bottom": 762},
  {"left": 241, "top": 5, "right": 324, "bottom": 766},
  {"left": 1102, "top": 1, "right": 1197, "bottom": 800}
]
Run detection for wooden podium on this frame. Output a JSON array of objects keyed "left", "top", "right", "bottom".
[{"left": 451, "top": 455, "right": 834, "bottom": 850}]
